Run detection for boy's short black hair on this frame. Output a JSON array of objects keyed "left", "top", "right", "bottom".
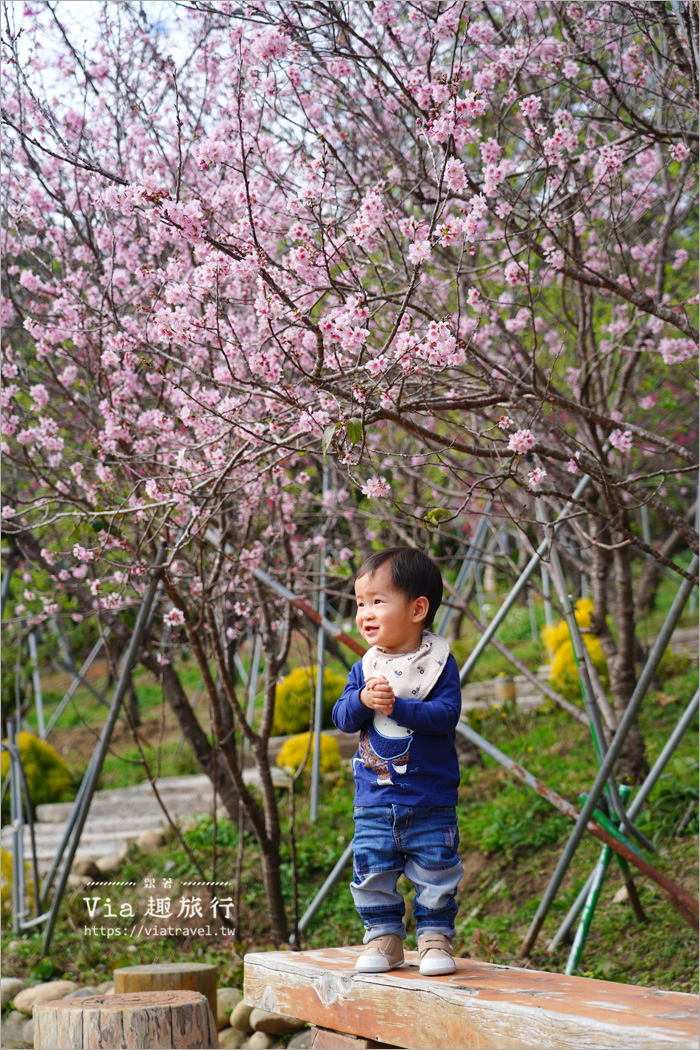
[{"left": 355, "top": 546, "right": 443, "bottom": 627}]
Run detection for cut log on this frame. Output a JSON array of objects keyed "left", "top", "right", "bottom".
[
  {"left": 114, "top": 962, "right": 218, "bottom": 1020},
  {"left": 34, "top": 990, "right": 218, "bottom": 1049},
  {"left": 245, "top": 947, "right": 700, "bottom": 1050}
]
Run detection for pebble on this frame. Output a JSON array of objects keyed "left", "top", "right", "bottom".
[
  {"left": 287, "top": 1030, "right": 313, "bottom": 1049},
  {"left": 96, "top": 980, "right": 115, "bottom": 993},
  {"left": 14, "top": 980, "right": 79, "bottom": 1015},
  {"left": 1, "top": 977, "right": 25, "bottom": 1007},
  {"left": 217, "top": 987, "right": 244, "bottom": 1031},
  {"left": 136, "top": 829, "right": 164, "bottom": 852},
  {"left": 22, "top": 1018, "right": 34, "bottom": 1046},
  {"left": 613, "top": 885, "right": 629, "bottom": 904},
  {"left": 95, "top": 847, "right": 127, "bottom": 874},
  {"left": 71, "top": 858, "right": 103, "bottom": 881},
  {"left": 249, "top": 1008, "right": 305, "bottom": 1035},
  {"left": 230, "top": 1001, "right": 255, "bottom": 1033},
  {"left": 244, "top": 1033, "right": 276, "bottom": 1050},
  {"left": 219, "top": 1026, "right": 245, "bottom": 1049}
]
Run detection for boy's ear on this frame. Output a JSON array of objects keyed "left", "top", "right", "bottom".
[{"left": 413, "top": 596, "right": 430, "bottom": 623}]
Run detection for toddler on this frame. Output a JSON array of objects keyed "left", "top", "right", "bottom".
[{"left": 332, "top": 546, "right": 464, "bottom": 976}]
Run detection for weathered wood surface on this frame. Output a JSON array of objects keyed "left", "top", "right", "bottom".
[
  {"left": 34, "top": 990, "right": 218, "bottom": 1049},
  {"left": 311, "top": 1026, "right": 399, "bottom": 1049},
  {"left": 244, "top": 947, "right": 699, "bottom": 1050},
  {"left": 113, "top": 962, "right": 218, "bottom": 1020}
]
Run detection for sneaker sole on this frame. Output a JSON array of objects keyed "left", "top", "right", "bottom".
[
  {"left": 355, "top": 958, "right": 405, "bottom": 973},
  {"left": 419, "top": 961, "right": 456, "bottom": 976}
]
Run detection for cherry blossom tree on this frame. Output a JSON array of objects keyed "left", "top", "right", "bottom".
[{"left": 2, "top": 1, "right": 698, "bottom": 940}]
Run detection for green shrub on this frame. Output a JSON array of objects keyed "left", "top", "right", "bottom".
[
  {"left": 272, "top": 666, "right": 346, "bottom": 736},
  {"left": 657, "top": 649, "right": 693, "bottom": 684},
  {"left": 1, "top": 732, "right": 71, "bottom": 816},
  {"left": 276, "top": 732, "right": 342, "bottom": 775}
]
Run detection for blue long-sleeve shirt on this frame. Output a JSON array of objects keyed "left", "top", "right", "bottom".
[{"left": 332, "top": 654, "right": 462, "bottom": 806}]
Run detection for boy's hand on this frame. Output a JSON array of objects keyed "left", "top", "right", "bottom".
[{"left": 360, "top": 676, "right": 395, "bottom": 715}]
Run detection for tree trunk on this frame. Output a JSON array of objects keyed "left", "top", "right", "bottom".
[
  {"left": 610, "top": 542, "right": 648, "bottom": 784},
  {"left": 635, "top": 501, "right": 696, "bottom": 620},
  {"left": 261, "top": 843, "right": 289, "bottom": 944}
]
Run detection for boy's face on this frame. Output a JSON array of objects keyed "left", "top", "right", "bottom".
[{"left": 354, "top": 563, "right": 429, "bottom": 654}]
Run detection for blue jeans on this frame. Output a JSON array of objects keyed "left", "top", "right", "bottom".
[{"left": 351, "top": 805, "right": 463, "bottom": 943}]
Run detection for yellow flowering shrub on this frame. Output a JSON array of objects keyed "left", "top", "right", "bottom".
[
  {"left": 551, "top": 634, "right": 609, "bottom": 700},
  {"left": 0, "top": 732, "right": 70, "bottom": 815},
  {"left": 0, "top": 847, "right": 34, "bottom": 920},
  {"left": 541, "top": 597, "right": 595, "bottom": 658},
  {"left": 271, "top": 666, "right": 346, "bottom": 736},
  {"left": 276, "top": 732, "right": 342, "bottom": 775}
]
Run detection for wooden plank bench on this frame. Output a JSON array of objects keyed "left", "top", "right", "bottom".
[{"left": 244, "top": 946, "right": 699, "bottom": 1050}]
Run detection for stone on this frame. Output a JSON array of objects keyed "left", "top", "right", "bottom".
[
  {"left": 287, "top": 1030, "right": 313, "bottom": 1049},
  {"left": 23, "top": 1017, "right": 34, "bottom": 1046},
  {"left": 1, "top": 977, "right": 26, "bottom": 1007},
  {"left": 230, "top": 1001, "right": 255, "bottom": 1033},
  {"left": 2, "top": 1009, "right": 26, "bottom": 1048},
  {"left": 136, "top": 828, "right": 164, "bottom": 853},
  {"left": 67, "top": 873, "right": 91, "bottom": 888},
  {"left": 217, "top": 987, "right": 244, "bottom": 1030},
  {"left": 219, "top": 1026, "right": 245, "bottom": 1049},
  {"left": 95, "top": 847, "right": 127, "bottom": 874},
  {"left": 71, "top": 858, "right": 103, "bottom": 881},
  {"left": 13, "top": 980, "right": 78, "bottom": 1015},
  {"left": 244, "top": 1034, "right": 275, "bottom": 1050},
  {"left": 63, "top": 986, "right": 100, "bottom": 999},
  {"left": 613, "top": 885, "right": 629, "bottom": 904},
  {"left": 96, "top": 980, "right": 114, "bottom": 992},
  {"left": 249, "top": 1008, "right": 305, "bottom": 1035}
]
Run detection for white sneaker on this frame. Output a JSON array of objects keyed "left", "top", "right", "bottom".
[
  {"left": 355, "top": 934, "right": 405, "bottom": 973},
  {"left": 417, "top": 933, "right": 456, "bottom": 976}
]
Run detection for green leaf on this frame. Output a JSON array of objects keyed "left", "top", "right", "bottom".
[
  {"left": 346, "top": 417, "right": 363, "bottom": 445},
  {"left": 322, "top": 423, "right": 338, "bottom": 462},
  {"left": 90, "top": 518, "right": 108, "bottom": 533},
  {"left": 422, "top": 508, "right": 450, "bottom": 530}
]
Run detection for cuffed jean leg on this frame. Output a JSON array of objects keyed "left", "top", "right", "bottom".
[
  {"left": 351, "top": 806, "right": 406, "bottom": 941},
  {"left": 399, "top": 807, "right": 464, "bottom": 940}
]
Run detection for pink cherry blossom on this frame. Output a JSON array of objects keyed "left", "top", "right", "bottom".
[
  {"left": 408, "top": 240, "right": 432, "bottom": 265},
  {"left": 527, "top": 467, "right": 547, "bottom": 487},
  {"left": 610, "top": 429, "right": 633, "bottom": 453},
  {"left": 360, "top": 475, "right": 391, "bottom": 499},
  {"left": 164, "top": 608, "right": 186, "bottom": 627},
  {"left": 508, "top": 430, "right": 536, "bottom": 454}
]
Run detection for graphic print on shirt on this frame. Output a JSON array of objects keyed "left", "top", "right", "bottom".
[{"left": 358, "top": 631, "right": 450, "bottom": 787}]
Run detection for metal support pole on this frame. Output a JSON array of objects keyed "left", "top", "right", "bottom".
[
  {"left": 640, "top": 504, "right": 651, "bottom": 547},
  {"left": 528, "top": 586, "right": 538, "bottom": 644},
  {"left": 44, "top": 635, "right": 106, "bottom": 737},
  {"left": 7, "top": 720, "right": 25, "bottom": 934},
  {"left": 1, "top": 548, "right": 18, "bottom": 617},
  {"left": 42, "top": 546, "right": 166, "bottom": 951},
  {"left": 547, "top": 688, "right": 698, "bottom": 952},
  {"left": 51, "top": 619, "right": 109, "bottom": 711},
  {"left": 311, "top": 469, "right": 329, "bottom": 822},
  {"left": 436, "top": 503, "right": 492, "bottom": 638},
  {"left": 566, "top": 844, "right": 612, "bottom": 974},
  {"left": 27, "top": 631, "right": 46, "bottom": 739},
  {"left": 542, "top": 564, "right": 553, "bottom": 627},
  {"left": 519, "top": 554, "right": 699, "bottom": 957},
  {"left": 547, "top": 543, "right": 653, "bottom": 852},
  {"left": 459, "top": 472, "right": 593, "bottom": 685}
]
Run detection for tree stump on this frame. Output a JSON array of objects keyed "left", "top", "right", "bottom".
[
  {"left": 34, "top": 990, "right": 218, "bottom": 1049},
  {"left": 114, "top": 963, "right": 218, "bottom": 1020}
]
